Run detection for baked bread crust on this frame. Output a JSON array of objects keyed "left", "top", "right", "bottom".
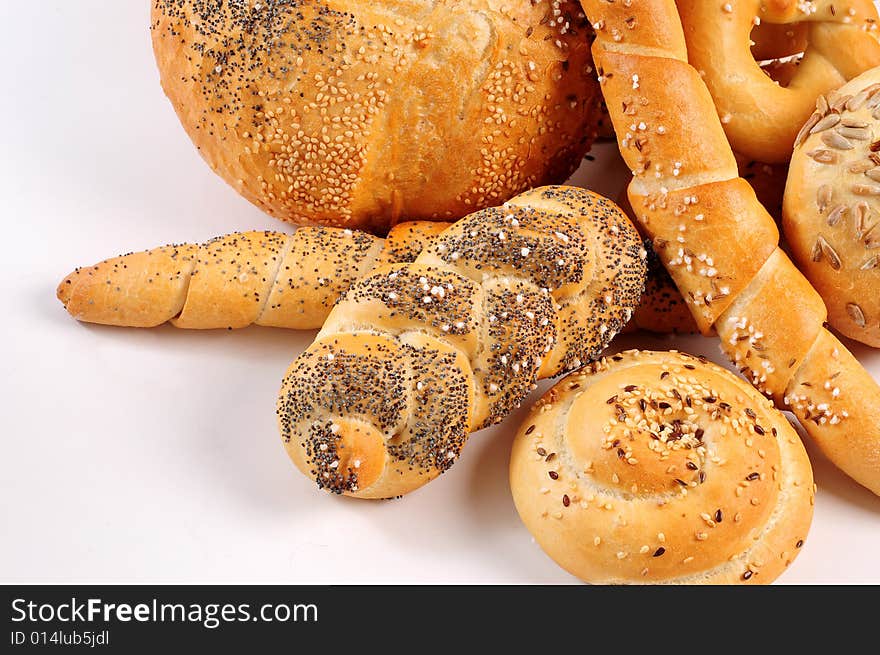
[
  {"left": 620, "top": 151, "right": 788, "bottom": 337},
  {"left": 58, "top": 221, "right": 461, "bottom": 330},
  {"left": 60, "top": 229, "right": 355, "bottom": 329},
  {"left": 784, "top": 67, "right": 880, "bottom": 346},
  {"left": 510, "top": 350, "right": 814, "bottom": 584},
  {"left": 677, "top": 0, "right": 880, "bottom": 163},
  {"left": 581, "top": 0, "right": 880, "bottom": 495},
  {"left": 150, "top": 0, "right": 602, "bottom": 232},
  {"left": 277, "top": 185, "right": 647, "bottom": 498}
]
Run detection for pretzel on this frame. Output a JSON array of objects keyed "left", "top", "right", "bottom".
[
  {"left": 750, "top": 19, "right": 807, "bottom": 61},
  {"left": 677, "top": 0, "right": 880, "bottom": 163}
]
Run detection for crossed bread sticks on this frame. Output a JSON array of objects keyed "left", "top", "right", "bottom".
[
  {"left": 581, "top": 0, "right": 880, "bottom": 495},
  {"left": 58, "top": 186, "right": 647, "bottom": 498},
  {"left": 59, "top": 208, "right": 677, "bottom": 333}
]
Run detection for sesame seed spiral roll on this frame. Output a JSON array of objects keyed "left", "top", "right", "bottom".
[
  {"left": 277, "top": 186, "right": 647, "bottom": 498},
  {"left": 150, "top": 0, "right": 602, "bottom": 232},
  {"left": 510, "top": 350, "right": 814, "bottom": 584}
]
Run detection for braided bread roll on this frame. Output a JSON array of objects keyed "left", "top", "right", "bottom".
[
  {"left": 582, "top": 0, "right": 880, "bottom": 495},
  {"left": 57, "top": 222, "right": 449, "bottom": 330},
  {"left": 510, "top": 350, "right": 814, "bottom": 584},
  {"left": 277, "top": 186, "right": 646, "bottom": 498}
]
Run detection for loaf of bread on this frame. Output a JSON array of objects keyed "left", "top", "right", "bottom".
[
  {"left": 582, "top": 0, "right": 880, "bottom": 495},
  {"left": 57, "top": 221, "right": 450, "bottom": 330},
  {"left": 277, "top": 186, "right": 646, "bottom": 498},
  {"left": 784, "top": 67, "right": 880, "bottom": 347},
  {"left": 150, "top": 1, "right": 602, "bottom": 232},
  {"left": 510, "top": 350, "right": 814, "bottom": 584}
]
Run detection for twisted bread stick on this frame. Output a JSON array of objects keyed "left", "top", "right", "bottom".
[
  {"left": 277, "top": 186, "right": 646, "bottom": 498},
  {"left": 57, "top": 222, "right": 448, "bottom": 330},
  {"left": 582, "top": 0, "right": 880, "bottom": 494}
]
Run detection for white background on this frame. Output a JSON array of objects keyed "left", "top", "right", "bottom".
[{"left": 2, "top": 2, "right": 879, "bottom": 584}]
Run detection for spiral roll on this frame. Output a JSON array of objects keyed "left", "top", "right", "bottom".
[{"left": 510, "top": 350, "right": 814, "bottom": 584}]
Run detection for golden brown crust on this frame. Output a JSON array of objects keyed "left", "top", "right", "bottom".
[
  {"left": 278, "top": 185, "right": 646, "bottom": 499},
  {"left": 615, "top": 188, "right": 698, "bottom": 334},
  {"left": 510, "top": 350, "right": 814, "bottom": 584},
  {"left": 737, "top": 154, "right": 788, "bottom": 221},
  {"left": 582, "top": 0, "right": 880, "bottom": 495},
  {"left": 58, "top": 245, "right": 198, "bottom": 328},
  {"left": 59, "top": 222, "right": 481, "bottom": 330},
  {"left": 601, "top": 51, "right": 739, "bottom": 193},
  {"left": 503, "top": 186, "right": 648, "bottom": 373},
  {"left": 260, "top": 228, "right": 384, "bottom": 329},
  {"left": 630, "top": 238, "right": 700, "bottom": 334},
  {"left": 172, "top": 231, "right": 290, "bottom": 329},
  {"left": 58, "top": 193, "right": 645, "bottom": 344},
  {"left": 716, "top": 249, "right": 826, "bottom": 404},
  {"left": 150, "top": 0, "right": 601, "bottom": 232},
  {"left": 784, "top": 68, "right": 880, "bottom": 346},
  {"left": 59, "top": 228, "right": 384, "bottom": 330},
  {"left": 785, "top": 330, "right": 880, "bottom": 492},
  {"left": 677, "top": 0, "right": 880, "bottom": 164},
  {"left": 630, "top": 178, "right": 779, "bottom": 334},
  {"left": 374, "top": 221, "right": 452, "bottom": 267},
  {"left": 619, "top": 153, "right": 786, "bottom": 337},
  {"left": 281, "top": 331, "right": 475, "bottom": 499}
]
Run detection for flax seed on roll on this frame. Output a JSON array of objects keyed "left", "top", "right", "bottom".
[
  {"left": 509, "top": 350, "right": 814, "bottom": 585},
  {"left": 151, "top": 1, "right": 602, "bottom": 233}
]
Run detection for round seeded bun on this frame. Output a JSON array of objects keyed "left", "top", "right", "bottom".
[
  {"left": 784, "top": 67, "right": 880, "bottom": 347},
  {"left": 509, "top": 350, "right": 815, "bottom": 584},
  {"left": 151, "top": 1, "right": 601, "bottom": 232}
]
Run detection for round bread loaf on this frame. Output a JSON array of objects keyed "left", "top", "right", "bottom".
[
  {"left": 784, "top": 67, "right": 880, "bottom": 347},
  {"left": 509, "top": 350, "right": 814, "bottom": 584},
  {"left": 151, "top": 1, "right": 601, "bottom": 232}
]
